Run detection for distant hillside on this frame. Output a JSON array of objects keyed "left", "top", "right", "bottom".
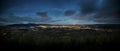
[
  {"left": 3, "top": 24, "right": 120, "bottom": 29},
  {"left": 88, "top": 24, "right": 120, "bottom": 29}
]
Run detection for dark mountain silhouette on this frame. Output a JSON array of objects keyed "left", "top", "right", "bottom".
[{"left": 4, "top": 23, "right": 120, "bottom": 29}]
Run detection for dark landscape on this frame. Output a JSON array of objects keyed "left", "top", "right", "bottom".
[
  {"left": 0, "top": 24, "right": 120, "bottom": 51},
  {"left": 0, "top": 0, "right": 120, "bottom": 51}
]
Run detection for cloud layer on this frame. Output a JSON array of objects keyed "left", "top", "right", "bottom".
[
  {"left": 0, "top": 0, "right": 120, "bottom": 25},
  {"left": 64, "top": 10, "right": 76, "bottom": 16},
  {"left": 36, "top": 12, "right": 51, "bottom": 21},
  {"left": 74, "top": 0, "right": 120, "bottom": 23}
]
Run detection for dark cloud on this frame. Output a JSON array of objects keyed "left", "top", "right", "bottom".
[
  {"left": 0, "top": 13, "right": 42, "bottom": 25},
  {"left": 76, "top": 0, "right": 120, "bottom": 23},
  {"left": 0, "top": 0, "right": 46, "bottom": 14},
  {"left": 64, "top": 10, "right": 76, "bottom": 16},
  {"left": 36, "top": 12, "right": 51, "bottom": 21},
  {"left": 0, "top": 12, "right": 52, "bottom": 25},
  {"left": 71, "top": 13, "right": 93, "bottom": 21},
  {"left": 93, "top": 18, "right": 120, "bottom": 24},
  {"left": 50, "top": 20, "right": 63, "bottom": 22},
  {"left": 101, "top": 0, "right": 120, "bottom": 18},
  {"left": 0, "top": 0, "right": 23, "bottom": 14},
  {"left": 0, "top": 18, "right": 8, "bottom": 22},
  {"left": 0, "top": 0, "right": 120, "bottom": 24},
  {"left": 78, "top": 0, "right": 98, "bottom": 15},
  {"left": 0, "top": 0, "right": 72, "bottom": 14},
  {"left": 51, "top": 0, "right": 72, "bottom": 8},
  {"left": 72, "top": 14, "right": 84, "bottom": 20}
]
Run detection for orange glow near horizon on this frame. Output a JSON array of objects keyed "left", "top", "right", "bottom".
[{"left": 39, "top": 25, "right": 93, "bottom": 30}]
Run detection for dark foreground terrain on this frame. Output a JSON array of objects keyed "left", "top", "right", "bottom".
[{"left": 0, "top": 25, "right": 120, "bottom": 51}]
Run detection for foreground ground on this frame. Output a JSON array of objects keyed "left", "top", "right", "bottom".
[{"left": 0, "top": 26, "right": 120, "bottom": 51}]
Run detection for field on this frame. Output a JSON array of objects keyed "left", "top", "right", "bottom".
[{"left": 0, "top": 25, "right": 120, "bottom": 51}]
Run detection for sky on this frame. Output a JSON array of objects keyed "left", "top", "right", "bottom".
[{"left": 0, "top": 0, "right": 120, "bottom": 25}]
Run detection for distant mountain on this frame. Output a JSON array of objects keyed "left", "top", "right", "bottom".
[
  {"left": 4, "top": 23, "right": 120, "bottom": 29},
  {"left": 88, "top": 24, "right": 120, "bottom": 29}
]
